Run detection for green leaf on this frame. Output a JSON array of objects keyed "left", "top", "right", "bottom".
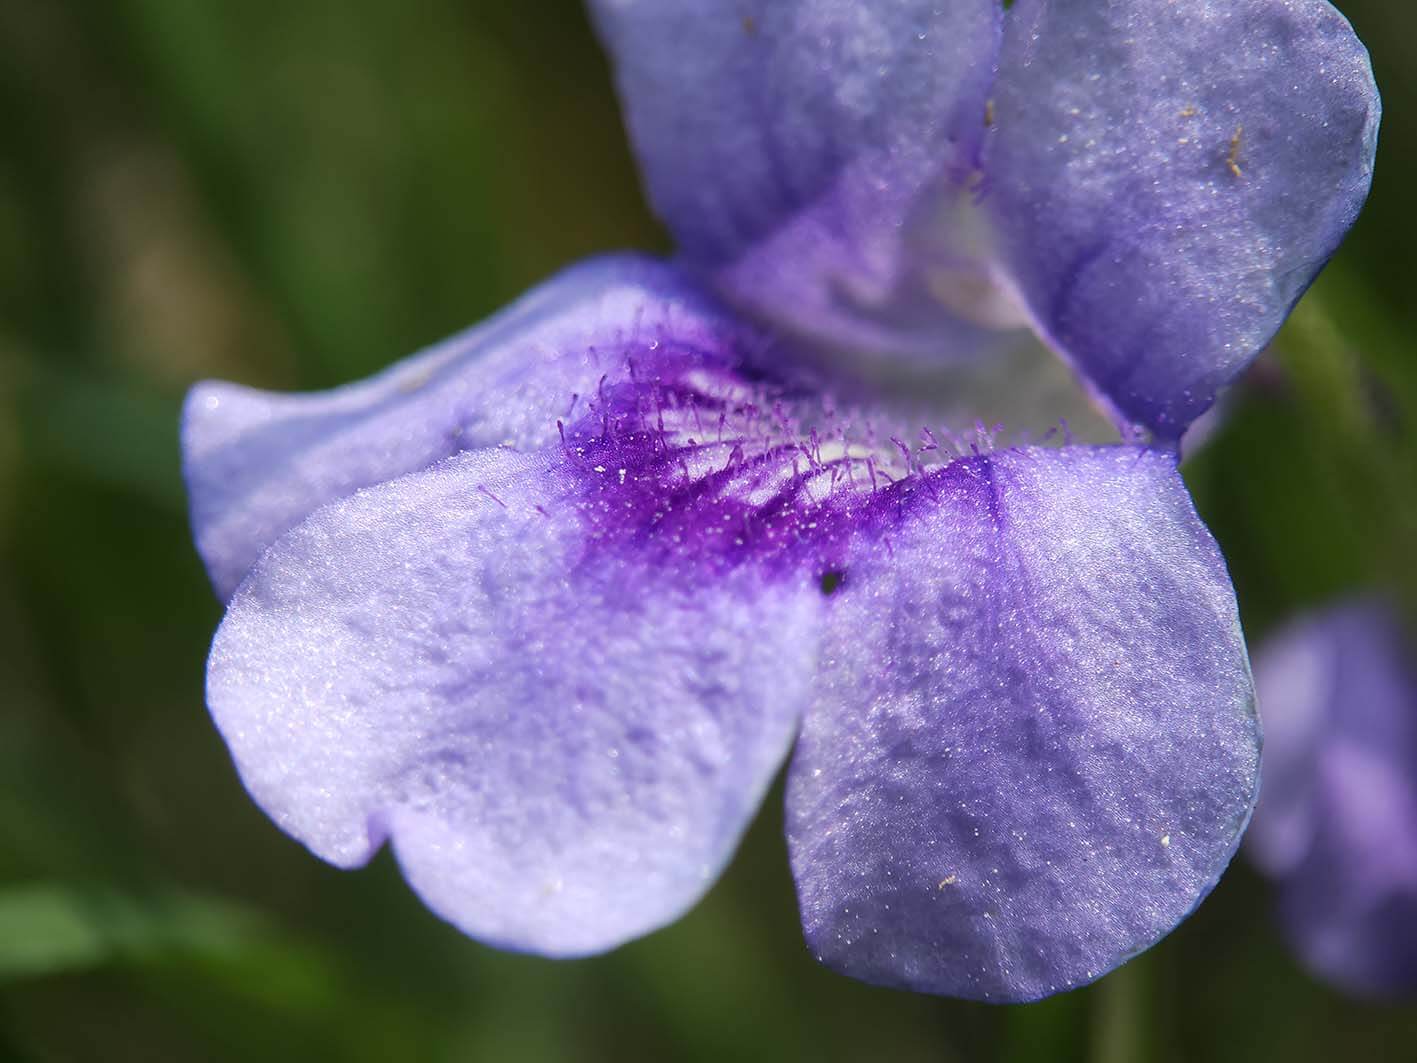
[
  {"left": 10, "top": 354, "right": 184, "bottom": 512},
  {"left": 0, "top": 883, "right": 287, "bottom": 982},
  {"left": 0, "top": 882, "right": 444, "bottom": 1062}
]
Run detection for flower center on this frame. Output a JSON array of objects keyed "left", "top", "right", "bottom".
[
  {"left": 553, "top": 340, "right": 992, "bottom": 578},
  {"left": 922, "top": 181, "right": 1031, "bottom": 331}
]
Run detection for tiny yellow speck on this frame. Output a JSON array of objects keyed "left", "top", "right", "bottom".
[
  {"left": 938, "top": 875, "right": 958, "bottom": 889},
  {"left": 1227, "top": 125, "right": 1244, "bottom": 178},
  {"left": 1160, "top": 834, "right": 1172, "bottom": 848}
]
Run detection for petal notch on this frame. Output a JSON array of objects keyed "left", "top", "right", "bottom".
[{"left": 207, "top": 447, "right": 820, "bottom": 955}]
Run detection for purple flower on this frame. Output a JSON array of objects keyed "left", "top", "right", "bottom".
[
  {"left": 1249, "top": 601, "right": 1417, "bottom": 997},
  {"left": 182, "top": 1, "right": 1377, "bottom": 1002}
]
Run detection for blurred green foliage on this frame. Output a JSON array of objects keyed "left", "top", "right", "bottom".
[{"left": 1, "top": 1, "right": 1415, "bottom": 1060}]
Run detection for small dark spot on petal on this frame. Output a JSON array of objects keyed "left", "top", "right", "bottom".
[{"left": 820, "top": 570, "right": 845, "bottom": 596}]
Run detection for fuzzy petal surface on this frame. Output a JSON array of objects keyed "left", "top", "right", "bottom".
[
  {"left": 1249, "top": 601, "right": 1417, "bottom": 996},
  {"left": 987, "top": 0, "right": 1379, "bottom": 437},
  {"left": 206, "top": 445, "right": 821, "bottom": 956},
  {"left": 182, "top": 255, "right": 761, "bottom": 600},
  {"left": 787, "top": 446, "right": 1259, "bottom": 1001},
  {"left": 588, "top": 0, "right": 1003, "bottom": 356}
]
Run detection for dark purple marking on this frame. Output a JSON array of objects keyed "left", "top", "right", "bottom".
[{"left": 546, "top": 339, "right": 1001, "bottom": 587}]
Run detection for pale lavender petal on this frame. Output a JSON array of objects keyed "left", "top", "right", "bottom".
[
  {"left": 787, "top": 446, "right": 1259, "bottom": 1002},
  {"left": 206, "top": 444, "right": 822, "bottom": 956},
  {"left": 182, "top": 254, "right": 763, "bottom": 600},
  {"left": 986, "top": 0, "right": 1379, "bottom": 437},
  {"left": 588, "top": 0, "right": 1004, "bottom": 356},
  {"left": 1249, "top": 601, "right": 1417, "bottom": 996}
]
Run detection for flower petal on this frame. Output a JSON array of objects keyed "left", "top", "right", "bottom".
[
  {"left": 1249, "top": 601, "right": 1417, "bottom": 995},
  {"left": 182, "top": 254, "right": 761, "bottom": 600},
  {"left": 786, "top": 445, "right": 1259, "bottom": 1001},
  {"left": 986, "top": 0, "right": 1379, "bottom": 437},
  {"left": 588, "top": 0, "right": 1003, "bottom": 355},
  {"left": 206, "top": 445, "right": 821, "bottom": 956}
]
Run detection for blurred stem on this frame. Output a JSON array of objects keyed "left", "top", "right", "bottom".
[
  {"left": 1275, "top": 290, "right": 1417, "bottom": 617},
  {"left": 1091, "top": 957, "right": 1154, "bottom": 1063},
  {"left": 1001, "top": 989, "right": 1087, "bottom": 1063},
  {"left": 1281, "top": 295, "right": 1374, "bottom": 447}
]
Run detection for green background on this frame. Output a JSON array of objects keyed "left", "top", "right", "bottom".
[{"left": 1, "top": 2, "right": 1414, "bottom": 1059}]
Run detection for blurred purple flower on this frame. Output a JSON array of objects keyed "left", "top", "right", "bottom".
[
  {"left": 182, "top": 1, "right": 1377, "bottom": 1002},
  {"left": 1249, "top": 601, "right": 1417, "bottom": 997}
]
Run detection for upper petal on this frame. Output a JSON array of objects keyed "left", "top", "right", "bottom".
[
  {"left": 182, "top": 254, "right": 760, "bottom": 600},
  {"left": 786, "top": 445, "right": 1259, "bottom": 1001},
  {"left": 588, "top": 0, "right": 1003, "bottom": 355},
  {"left": 207, "top": 445, "right": 822, "bottom": 956},
  {"left": 1248, "top": 601, "right": 1417, "bottom": 995},
  {"left": 985, "top": 0, "right": 1379, "bottom": 437}
]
